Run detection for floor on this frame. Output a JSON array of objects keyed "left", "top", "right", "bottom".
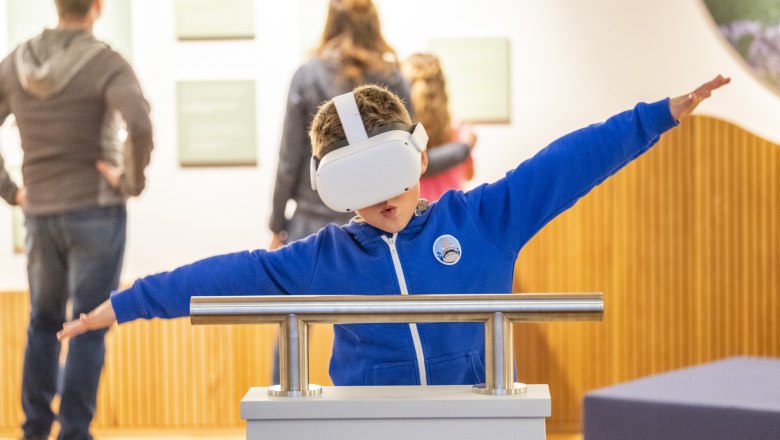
[{"left": 1, "top": 431, "right": 582, "bottom": 440}]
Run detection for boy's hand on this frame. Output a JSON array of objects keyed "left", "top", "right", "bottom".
[
  {"left": 57, "top": 299, "right": 117, "bottom": 341},
  {"left": 669, "top": 75, "right": 731, "bottom": 121}
]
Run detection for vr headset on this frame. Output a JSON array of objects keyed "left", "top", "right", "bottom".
[{"left": 310, "top": 91, "right": 429, "bottom": 212}]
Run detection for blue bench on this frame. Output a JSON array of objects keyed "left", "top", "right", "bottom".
[{"left": 584, "top": 357, "right": 780, "bottom": 440}]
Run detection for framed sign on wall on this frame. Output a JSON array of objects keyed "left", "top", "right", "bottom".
[{"left": 176, "top": 80, "right": 258, "bottom": 167}]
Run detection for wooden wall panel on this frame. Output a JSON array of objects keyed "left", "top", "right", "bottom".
[
  {"left": 1, "top": 116, "right": 778, "bottom": 435},
  {"left": 514, "top": 115, "right": 780, "bottom": 432}
]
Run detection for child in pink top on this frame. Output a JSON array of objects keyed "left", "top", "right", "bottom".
[{"left": 404, "top": 53, "right": 476, "bottom": 201}]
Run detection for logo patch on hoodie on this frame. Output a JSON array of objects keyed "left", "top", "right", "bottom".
[{"left": 433, "top": 234, "right": 462, "bottom": 265}]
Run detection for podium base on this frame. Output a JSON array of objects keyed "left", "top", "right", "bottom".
[{"left": 241, "top": 384, "right": 550, "bottom": 440}]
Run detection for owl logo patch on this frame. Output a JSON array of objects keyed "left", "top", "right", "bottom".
[{"left": 433, "top": 234, "right": 462, "bottom": 265}]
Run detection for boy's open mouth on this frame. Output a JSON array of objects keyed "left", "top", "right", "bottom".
[{"left": 380, "top": 205, "right": 397, "bottom": 217}]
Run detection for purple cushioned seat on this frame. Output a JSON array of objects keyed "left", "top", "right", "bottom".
[{"left": 584, "top": 357, "right": 780, "bottom": 440}]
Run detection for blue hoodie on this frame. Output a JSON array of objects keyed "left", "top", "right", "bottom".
[{"left": 110, "top": 99, "right": 678, "bottom": 386}]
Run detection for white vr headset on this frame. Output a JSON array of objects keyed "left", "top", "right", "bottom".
[{"left": 310, "top": 91, "right": 429, "bottom": 212}]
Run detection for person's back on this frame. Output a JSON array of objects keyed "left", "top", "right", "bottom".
[
  {"left": 1, "top": 29, "right": 152, "bottom": 213},
  {"left": 0, "top": 1, "right": 153, "bottom": 439}
]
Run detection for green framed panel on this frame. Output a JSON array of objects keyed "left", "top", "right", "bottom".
[
  {"left": 176, "top": 80, "right": 258, "bottom": 167},
  {"left": 175, "top": 0, "right": 255, "bottom": 40},
  {"left": 428, "top": 37, "right": 511, "bottom": 123},
  {"left": 5, "top": 0, "right": 133, "bottom": 60}
]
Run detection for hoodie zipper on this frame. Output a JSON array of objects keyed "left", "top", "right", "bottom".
[{"left": 381, "top": 233, "right": 428, "bottom": 386}]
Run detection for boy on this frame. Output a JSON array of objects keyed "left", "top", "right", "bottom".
[{"left": 59, "top": 76, "right": 729, "bottom": 386}]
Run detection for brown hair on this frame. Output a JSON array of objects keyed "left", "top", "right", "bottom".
[
  {"left": 315, "top": 0, "right": 398, "bottom": 86},
  {"left": 310, "top": 84, "right": 411, "bottom": 157},
  {"left": 55, "top": 0, "right": 94, "bottom": 17},
  {"left": 403, "top": 53, "right": 453, "bottom": 148}
]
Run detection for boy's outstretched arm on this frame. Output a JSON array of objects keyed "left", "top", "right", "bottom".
[
  {"left": 57, "top": 299, "right": 116, "bottom": 340},
  {"left": 464, "top": 75, "right": 730, "bottom": 254}
]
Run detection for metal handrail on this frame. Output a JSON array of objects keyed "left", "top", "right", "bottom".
[{"left": 190, "top": 293, "right": 603, "bottom": 397}]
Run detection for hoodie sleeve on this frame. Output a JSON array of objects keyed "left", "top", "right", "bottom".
[
  {"left": 110, "top": 232, "right": 321, "bottom": 324},
  {"left": 463, "top": 99, "right": 679, "bottom": 254},
  {"left": 0, "top": 87, "right": 20, "bottom": 206},
  {"left": 423, "top": 141, "right": 471, "bottom": 176},
  {"left": 104, "top": 54, "right": 153, "bottom": 197},
  {"left": 0, "top": 150, "right": 20, "bottom": 206},
  {"left": 269, "top": 67, "right": 310, "bottom": 234}
]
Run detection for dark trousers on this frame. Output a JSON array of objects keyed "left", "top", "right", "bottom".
[{"left": 21, "top": 205, "right": 126, "bottom": 440}]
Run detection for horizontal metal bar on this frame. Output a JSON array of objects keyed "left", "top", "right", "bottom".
[{"left": 190, "top": 293, "right": 603, "bottom": 325}]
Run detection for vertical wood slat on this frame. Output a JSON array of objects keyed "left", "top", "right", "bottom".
[
  {"left": 513, "top": 115, "right": 780, "bottom": 432},
  {"left": 1, "top": 115, "right": 778, "bottom": 435}
]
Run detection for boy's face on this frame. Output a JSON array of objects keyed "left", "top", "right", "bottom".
[{"left": 355, "top": 152, "right": 428, "bottom": 233}]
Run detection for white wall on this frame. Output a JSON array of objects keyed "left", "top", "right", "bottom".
[{"left": 1, "top": 0, "right": 778, "bottom": 290}]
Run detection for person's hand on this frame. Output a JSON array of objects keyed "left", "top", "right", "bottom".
[
  {"left": 669, "top": 75, "right": 731, "bottom": 121},
  {"left": 14, "top": 187, "right": 26, "bottom": 206},
  {"left": 96, "top": 160, "right": 122, "bottom": 189},
  {"left": 57, "top": 299, "right": 117, "bottom": 341},
  {"left": 269, "top": 232, "right": 286, "bottom": 251},
  {"left": 457, "top": 123, "right": 477, "bottom": 151}
]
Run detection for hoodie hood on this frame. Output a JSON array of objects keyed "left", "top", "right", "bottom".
[{"left": 15, "top": 28, "right": 106, "bottom": 100}]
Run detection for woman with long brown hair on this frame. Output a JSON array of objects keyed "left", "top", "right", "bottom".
[{"left": 267, "top": 0, "right": 472, "bottom": 384}]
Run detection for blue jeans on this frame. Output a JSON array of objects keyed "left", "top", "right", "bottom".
[{"left": 21, "top": 205, "right": 126, "bottom": 440}]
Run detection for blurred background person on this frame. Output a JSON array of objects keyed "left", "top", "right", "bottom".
[
  {"left": 0, "top": 0, "right": 154, "bottom": 438},
  {"left": 403, "top": 52, "right": 477, "bottom": 202},
  {"left": 267, "top": 0, "right": 473, "bottom": 384}
]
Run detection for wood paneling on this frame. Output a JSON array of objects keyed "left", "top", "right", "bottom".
[
  {"left": 1, "top": 116, "right": 777, "bottom": 435},
  {"left": 513, "top": 115, "right": 780, "bottom": 431}
]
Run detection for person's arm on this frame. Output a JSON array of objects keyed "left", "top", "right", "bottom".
[
  {"left": 58, "top": 232, "right": 322, "bottom": 340},
  {"left": 0, "top": 150, "right": 22, "bottom": 206},
  {"left": 0, "top": 92, "right": 22, "bottom": 206},
  {"left": 103, "top": 56, "right": 154, "bottom": 197},
  {"left": 463, "top": 75, "right": 729, "bottom": 254},
  {"left": 423, "top": 141, "right": 471, "bottom": 176},
  {"left": 269, "top": 69, "right": 310, "bottom": 238}
]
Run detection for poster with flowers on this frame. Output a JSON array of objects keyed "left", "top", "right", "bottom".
[{"left": 703, "top": 0, "right": 780, "bottom": 95}]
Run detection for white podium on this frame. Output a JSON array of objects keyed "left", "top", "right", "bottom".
[
  {"left": 191, "top": 294, "right": 601, "bottom": 440},
  {"left": 241, "top": 384, "right": 551, "bottom": 440}
]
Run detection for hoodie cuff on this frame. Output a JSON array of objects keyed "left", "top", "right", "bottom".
[
  {"left": 110, "top": 286, "right": 145, "bottom": 324},
  {"left": 641, "top": 98, "right": 679, "bottom": 138}
]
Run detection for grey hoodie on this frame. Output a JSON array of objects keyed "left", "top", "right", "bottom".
[{"left": 0, "top": 28, "right": 153, "bottom": 215}]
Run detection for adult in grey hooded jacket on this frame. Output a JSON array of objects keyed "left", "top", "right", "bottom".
[{"left": 0, "top": 1, "right": 153, "bottom": 438}]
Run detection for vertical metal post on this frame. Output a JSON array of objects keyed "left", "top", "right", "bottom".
[
  {"left": 268, "top": 314, "right": 322, "bottom": 397},
  {"left": 473, "top": 312, "right": 527, "bottom": 395}
]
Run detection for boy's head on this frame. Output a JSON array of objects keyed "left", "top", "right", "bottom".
[
  {"left": 310, "top": 84, "right": 412, "bottom": 157},
  {"left": 309, "top": 85, "right": 428, "bottom": 233}
]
